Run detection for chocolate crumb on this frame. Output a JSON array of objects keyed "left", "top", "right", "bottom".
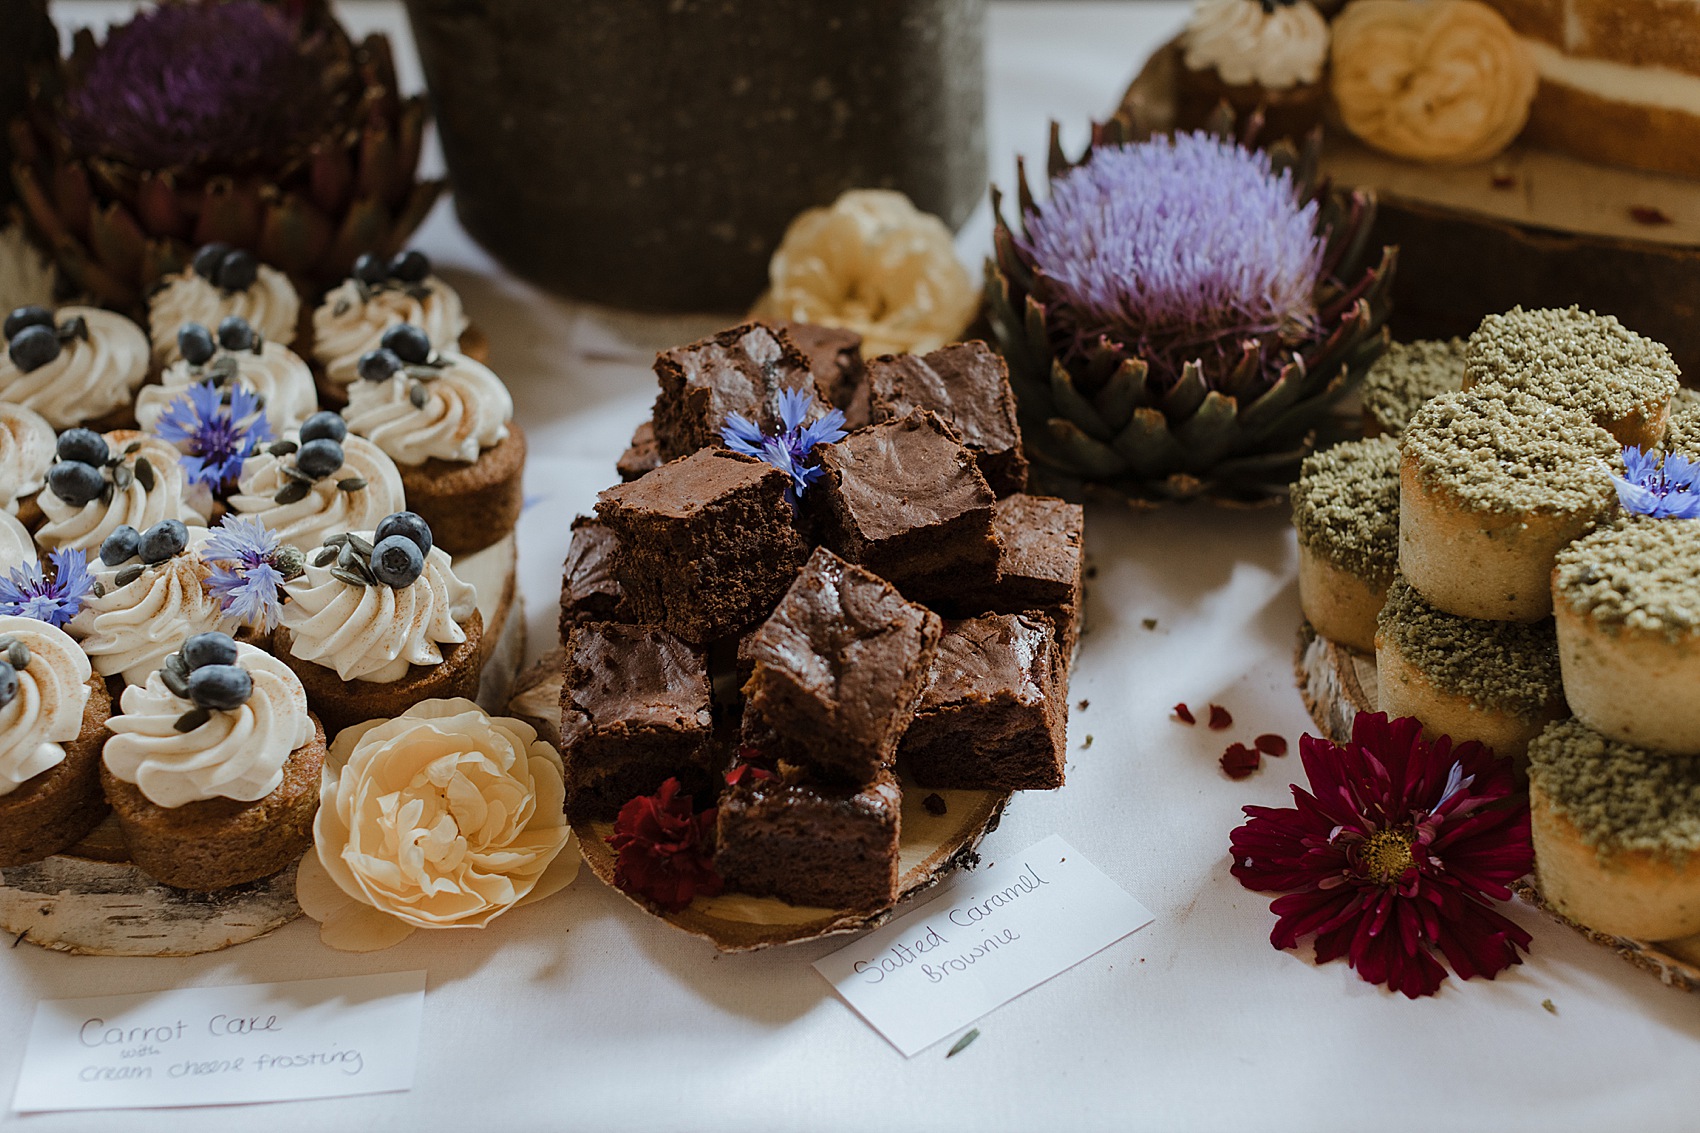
[
  {"left": 922, "top": 793, "right": 948, "bottom": 817},
  {"left": 1631, "top": 205, "right": 1673, "bottom": 226},
  {"left": 1077, "top": 698, "right": 1089, "bottom": 710},
  {"left": 1142, "top": 617, "right": 1158, "bottom": 630}
]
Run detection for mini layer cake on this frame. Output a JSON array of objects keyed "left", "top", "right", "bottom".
[
  {"left": 0, "top": 306, "right": 148, "bottom": 432},
  {"left": 148, "top": 245, "right": 299, "bottom": 363},
  {"left": 1553, "top": 518, "right": 1700, "bottom": 754},
  {"left": 136, "top": 318, "right": 318, "bottom": 434},
  {"left": 1463, "top": 307, "right": 1679, "bottom": 450},
  {"left": 1400, "top": 389, "right": 1617, "bottom": 622},
  {"left": 228, "top": 413, "right": 406, "bottom": 555},
  {"left": 596, "top": 449, "right": 808, "bottom": 644},
  {"left": 0, "top": 401, "right": 54, "bottom": 525},
  {"left": 898, "top": 612, "right": 1067, "bottom": 790},
  {"left": 0, "top": 616, "right": 112, "bottom": 866},
  {"left": 35, "top": 429, "right": 212, "bottom": 554},
  {"left": 650, "top": 322, "right": 818, "bottom": 462},
  {"left": 945, "top": 493, "right": 1084, "bottom": 660},
  {"left": 741, "top": 547, "right": 942, "bottom": 784},
  {"left": 560, "top": 621, "right": 714, "bottom": 819},
  {"left": 558, "top": 516, "right": 627, "bottom": 644},
  {"left": 1361, "top": 339, "right": 1465, "bottom": 439},
  {"left": 1292, "top": 436, "right": 1400, "bottom": 654},
  {"left": 1376, "top": 576, "right": 1566, "bottom": 763},
  {"left": 714, "top": 761, "right": 901, "bottom": 912},
  {"left": 866, "top": 341, "right": 1028, "bottom": 496},
  {"left": 810, "top": 409, "right": 1000, "bottom": 604},
  {"left": 311, "top": 251, "right": 471, "bottom": 402},
  {"left": 1529, "top": 717, "right": 1700, "bottom": 941}
]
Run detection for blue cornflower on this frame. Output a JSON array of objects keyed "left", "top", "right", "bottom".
[
  {"left": 0, "top": 548, "right": 96, "bottom": 627},
  {"left": 203, "top": 515, "right": 289, "bottom": 630},
  {"left": 1610, "top": 446, "right": 1700, "bottom": 519},
  {"left": 721, "top": 388, "right": 847, "bottom": 503},
  {"left": 156, "top": 381, "right": 272, "bottom": 495}
]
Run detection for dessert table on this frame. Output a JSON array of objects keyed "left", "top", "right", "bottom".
[{"left": 5, "top": 4, "right": 1698, "bottom": 1130}]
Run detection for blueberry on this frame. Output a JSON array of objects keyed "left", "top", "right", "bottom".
[
  {"left": 216, "top": 249, "right": 258, "bottom": 292},
  {"left": 8, "top": 324, "right": 59, "bottom": 372},
  {"left": 375, "top": 510, "right": 433, "bottom": 557},
  {"left": 296, "top": 437, "right": 344, "bottom": 480},
  {"left": 187, "top": 664, "right": 252, "bottom": 711},
  {"left": 0, "top": 659, "right": 14, "bottom": 710},
  {"left": 46, "top": 461, "right": 104, "bottom": 507},
  {"left": 357, "top": 348, "right": 401, "bottom": 383},
  {"left": 56, "top": 427, "right": 109, "bottom": 466},
  {"left": 177, "top": 322, "right": 217, "bottom": 366},
  {"left": 379, "top": 323, "right": 431, "bottom": 365},
  {"left": 352, "top": 253, "right": 388, "bottom": 286},
  {"left": 298, "top": 411, "right": 348, "bottom": 445},
  {"left": 370, "top": 534, "right": 425, "bottom": 588},
  {"left": 99, "top": 525, "right": 141, "bottom": 567},
  {"left": 139, "top": 519, "right": 189, "bottom": 564},
  {"left": 389, "top": 250, "right": 430, "bottom": 283},
  {"left": 3, "top": 306, "right": 53, "bottom": 340},
  {"left": 216, "top": 315, "right": 255, "bottom": 352},
  {"left": 192, "top": 242, "right": 232, "bottom": 282},
  {"left": 182, "top": 631, "right": 239, "bottom": 670}
]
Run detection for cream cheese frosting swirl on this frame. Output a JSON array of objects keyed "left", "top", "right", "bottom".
[
  {"left": 103, "top": 641, "right": 310, "bottom": 808},
  {"left": 281, "top": 535, "right": 476, "bottom": 683},
  {"left": 0, "top": 402, "right": 55, "bottom": 515},
  {"left": 0, "top": 510, "right": 35, "bottom": 572},
  {"left": 344, "top": 353, "right": 512, "bottom": 466},
  {"left": 69, "top": 527, "right": 239, "bottom": 686},
  {"left": 229, "top": 432, "right": 406, "bottom": 553},
  {"left": 136, "top": 340, "right": 318, "bottom": 433},
  {"left": 0, "top": 308, "right": 149, "bottom": 430},
  {"left": 1183, "top": 0, "right": 1331, "bottom": 90},
  {"left": 0, "top": 615, "right": 92, "bottom": 797},
  {"left": 312, "top": 276, "right": 469, "bottom": 390},
  {"left": 148, "top": 265, "right": 300, "bottom": 363},
  {"left": 36, "top": 432, "right": 212, "bottom": 554}
]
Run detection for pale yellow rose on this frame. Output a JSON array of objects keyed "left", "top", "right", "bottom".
[
  {"left": 753, "top": 189, "right": 978, "bottom": 358},
  {"left": 1330, "top": 0, "right": 1537, "bottom": 165},
  {"left": 296, "top": 698, "right": 579, "bottom": 951}
]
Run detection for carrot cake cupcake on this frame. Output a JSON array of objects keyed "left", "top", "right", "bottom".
[
  {"left": 101, "top": 633, "right": 324, "bottom": 890},
  {"left": 0, "top": 614, "right": 111, "bottom": 865},
  {"left": 276, "top": 513, "right": 482, "bottom": 736},
  {"left": 1361, "top": 338, "right": 1465, "bottom": 438},
  {"left": 310, "top": 251, "right": 471, "bottom": 403},
  {"left": 1292, "top": 435, "right": 1399, "bottom": 653},
  {"left": 1, "top": 305, "right": 149, "bottom": 432},
  {"left": 227, "top": 411, "right": 406, "bottom": 555},
  {"left": 0, "top": 401, "right": 55, "bottom": 526},
  {"left": 35, "top": 428, "right": 212, "bottom": 554},
  {"left": 135, "top": 317, "right": 317, "bottom": 434},
  {"left": 147, "top": 244, "right": 299, "bottom": 364}
]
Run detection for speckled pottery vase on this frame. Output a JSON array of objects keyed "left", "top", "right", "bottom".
[{"left": 404, "top": 0, "right": 986, "bottom": 313}]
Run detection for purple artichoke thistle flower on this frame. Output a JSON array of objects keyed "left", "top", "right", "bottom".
[
  {"left": 202, "top": 515, "right": 294, "bottom": 631},
  {"left": 1610, "top": 446, "right": 1700, "bottom": 520},
  {"left": 0, "top": 548, "right": 95, "bottom": 628},
  {"left": 156, "top": 381, "right": 273, "bottom": 495},
  {"left": 721, "top": 388, "right": 847, "bottom": 503}
]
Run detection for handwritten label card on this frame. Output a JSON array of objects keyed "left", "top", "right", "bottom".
[
  {"left": 13, "top": 971, "right": 426, "bottom": 1112},
  {"left": 815, "top": 835, "right": 1153, "bottom": 1056}
]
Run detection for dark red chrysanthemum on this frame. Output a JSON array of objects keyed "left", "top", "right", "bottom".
[
  {"left": 1229, "top": 713, "right": 1534, "bottom": 999},
  {"left": 606, "top": 779, "right": 722, "bottom": 914}
]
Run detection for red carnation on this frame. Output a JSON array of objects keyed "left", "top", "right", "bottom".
[
  {"left": 1229, "top": 713, "right": 1534, "bottom": 999},
  {"left": 607, "top": 779, "right": 723, "bottom": 913}
]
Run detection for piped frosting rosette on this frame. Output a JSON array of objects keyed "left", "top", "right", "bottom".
[
  {"left": 0, "top": 614, "right": 93, "bottom": 796},
  {"left": 137, "top": 340, "right": 318, "bottom": 434},
  {"left": 314, "top": 276, "right": 468, "bottom": 390},
  {"left": 0, "top": 510, "right": 35, "bottom": 572},
  {"left": 1182, "top": 0, "right": 1330, "bottom": 89},
  {"left": 0, "top": 403, "right": 55, "bottom": 515},
  {"left": 103, "top": 642, "right": 310, "bottom": 808},
  {"left": 344, "top": 353, "right": 512, "bottom": 466},
  {"left": 280, "top": 534, "right": 476, "bottom": 682},
  {"left": 229, "top": 432, "right": 405, "bottom": 554},
  {"left": 36, "top": 433, "right": 212, "bottom": 554},
  {"left": 0, "top": 308, "right": 149, "bottom": 429},
  {"left": 148, "top": 264, "right": 300, "bottom": 363}
]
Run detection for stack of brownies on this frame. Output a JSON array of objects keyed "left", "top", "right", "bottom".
[{"left": 560, "top": 322, "right": 1083, "bottom": 913}]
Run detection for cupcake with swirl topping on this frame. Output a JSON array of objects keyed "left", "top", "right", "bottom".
[
  {"left": 35, "top": 428, "right": 212, "bottom": 554},
  {"left": 0, "top": 510, "right": 34, "bottom": 572},
  {"left": 276, "top": 513, "right": 483, "bottom": 737},
  {"left": 310, "top": 251, "right": 475, "bottom": 406},
  {"left": 147, "top": 244, "right": 300, "bottom": 365},
  {"left": 0, "top": 402, "right": 55, "bottom": 527},
  {"left": 136, "top": 317, "right": 317, "bottom": 435},
  {"left": 0, "top": 614, "right": 113, "bottom": 866},
  {"left": 1178, "top": 0, "right": 1332, "bottom": 139},
  {"left": 0, "top": 305, "right": 149, "bottom": 432},
  {"left": 227, "top": 411, "right": 406, "bottom": 555},
  {"left": 101, "top": 633, "right": 325, "bottom": 890}
]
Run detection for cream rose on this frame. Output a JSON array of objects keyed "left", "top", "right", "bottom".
[
  {"left": 752, "top": 189, "right": 978, "bottom": 358},
  {"left": 1330, "top": 0, "right": 1537, "bottom": 165},
  {"left": 295, "top": 698, "right": 579, "bottom": 951}
]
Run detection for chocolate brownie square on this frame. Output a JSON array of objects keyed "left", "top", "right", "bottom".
[
  {"left": 897, "top": 612, "right": 1067, "bottom": 790},
  {"left": 560, "top": 622, "right": 716, "bottom": 819},
  {"left": 651, "top": 322, "right": 818, "bottom": 462},
  {"left": 867, "top": 341, "right": 1028, "bottom": 496},
  {"left": 741, "top": 547, "right": 942, "bottom": 782},
  {"left": 770, "top": 320, "right": 870, "bottom": 428},
  {"left": 596, "top": 449, "right": 809, "bottom": 643},
  {"left": 810, "top": 409, "right": 1000, "bottom": 601},
  {"left": 714, "top": 764, "right": 901, "bottom": 912},
  {"left": 953, "top": 493, "right": 1084, "bottom": 658},
  {"left": 616, "top": 419, "right": 661, "bottom": 482},
  {"left": 559, "top": 516, "right": 627, "bottom": 645}
]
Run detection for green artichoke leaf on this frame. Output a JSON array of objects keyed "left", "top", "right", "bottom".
[
  {"left": 1173, "top": 390, "right": 1242, "bottom": 471},
  {"left": 1046, "top": 122, "right": 1071, "bottom": 182},
  {"left": 1236, "top": 360, "right": 1309, "bottom": 433},
  {"left": 1207, "top": 442, "right": 1314, "bottom": 481},
  {"left": 1049, "top": 360, "right": 1114, "bottom": 442},
  {"left": 1161, "top": 360, "right": 1208, "bottom": 421},
  {"left": 1092, "top": 356, "right": 1151, "bottom": 431},
  {"left": 1046, "top": 417, "right": 1129, "bottom": 478},
  {"left": 1023, "top": 295, "right": 1053, "bottom": 370},
  {"left": 1110, "top": 407, "right": 1187, "bottom": 477}
]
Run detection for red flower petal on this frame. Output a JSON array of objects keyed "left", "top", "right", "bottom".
[
  {"left": 1220, "top": 742, "right": 1260, "bottom": 780},
  {"left": 1172, "top": 702, "right": 1195, "bottom": 724},
  {"left": 607, "top": 778, "right": 723, "bottom": 913},
  {"left": 1208, "top": 704, "right": 1233, "bottom": 730},
  {"left": 1254, "top": 733, "right": 1288, "bottom": 757}
]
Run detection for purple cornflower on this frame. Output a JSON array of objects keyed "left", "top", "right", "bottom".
[
  {"left": 1019, "top": 131, "right": 1324, "bottom": 384},
  {"left": 203, "top": 516, "right": 296, "bottom": 631},
  {"left": 0, "top": 548, "right": 95, "bottom": 628},
  {"left": 1610, "top": 446, "right": 1700, "bottom": 519},
  {"left": 156, "top": 381, "right": 272, "bottom": 495},
  {"left": 721, "top": 388, "right": 847, "bottom": 503}
]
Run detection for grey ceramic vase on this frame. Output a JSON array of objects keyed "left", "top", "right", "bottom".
[
  {"left": 0, "top": 0, "right": 56, "bottom": 210},
  {"left": 404, "top": 0, "right": 986, "bottom": 312}
]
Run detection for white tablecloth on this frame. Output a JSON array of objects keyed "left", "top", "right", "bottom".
[{"left": 7, "top": 5, "right": 1698, "bottom": 1131}]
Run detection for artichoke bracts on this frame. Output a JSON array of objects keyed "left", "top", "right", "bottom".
[
  {"left": 8, "top": 0, "right": 442, "bottom": 309},
  {"left": 987, "top": 115, "right": 1396, "bottom": 506}
]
